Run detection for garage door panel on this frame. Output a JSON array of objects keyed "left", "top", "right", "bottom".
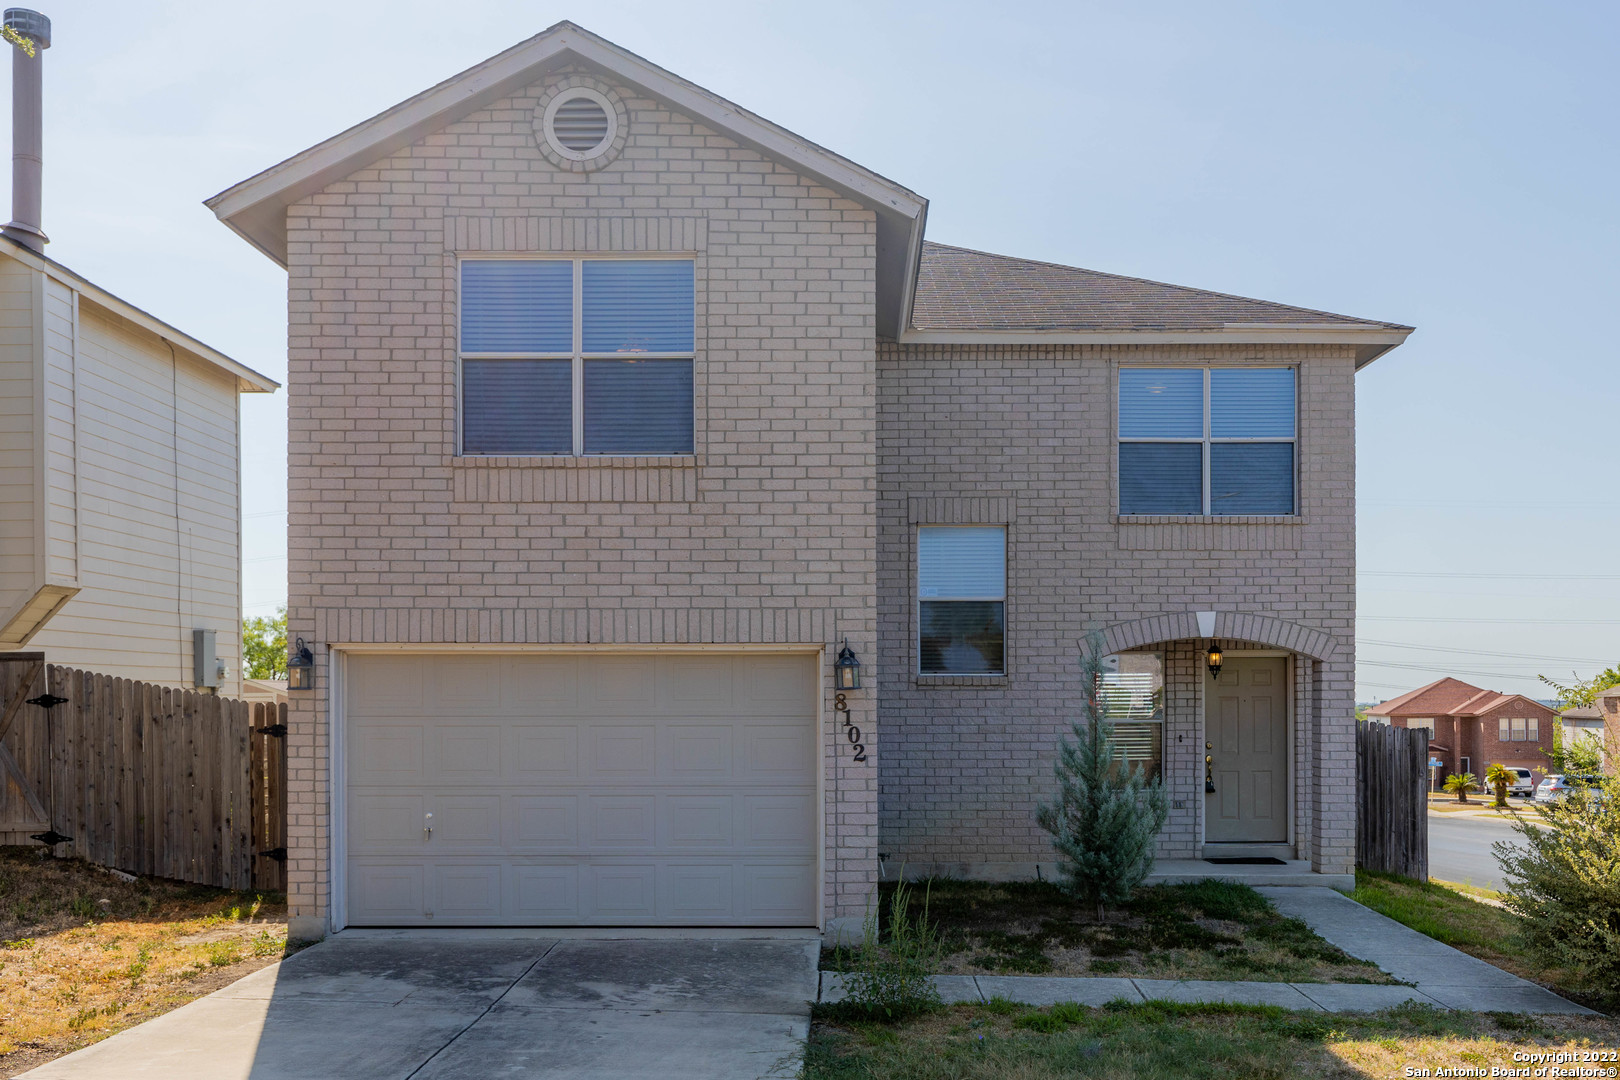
[
  {"left": 506, "top": 656, "right": 580, "bottom": 709},
  {"left": 741, "top": 656, "right": 816, "bottom": 713},
  {"left": 347, "top": 652, "right": 817, "bottom": 927},
  {"left": 511, "top": 725, "right": 579, "bottom": 778},
  {"left": 588, "top": 864, "right": 658, "bottom": 918},
  {"left": 348, "top": 656, "right": 423, "bottom": 710},
  {"left": 350, "top": 864, "right": 425, "bottom": 923},
  {"left": 510, "top": 865, "right": 580, "bottom": 919},
  {"left": 581, "top": 656, "right": 656, "bottom": 714},
  {"left": 350, "top": 724, "right": 425, "bottom": 783},
  {"left": 435, "top": 725, "right": 503, "bottom": 782},
  {"left": 507, "top": 797, "right": 579, "bottom": 848},
  {"left": 432, "top": 864, "right": 502, "bottom": 919},
  {"left": 665, "top": 724, "right": 733, "bottom": 777},
  {"left": 665, "top": 864, "right": 734, "bottom": 918},
  {"left": 659, "top": 656, "right": 735, "bottom": 712},
  {"left": 351, "top": 795, "right": 426, "bottom": 847},
  {"left": 664, "top": 795, "right": 733, "bottom": 846},
  {"left": 587, "top": 796, "right": 657, "bottom": 845},
  {"left": 745, "top": 864, "right": 817, "bottom": 919},
  {"left": 742, "top": 795, "right": 816, "bottom": 848},
  {"left": 432, "top": 796, "right": 501, "bottom": 845},
  {"left": 743, "top": 727, "right": 814, "bottom": 778},
  {"left": 589, "top": 725, "right": 657, "bottom": 777}
]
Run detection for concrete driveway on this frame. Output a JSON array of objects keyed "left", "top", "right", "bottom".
[{"left": 21, "top": 931, "right": 819, "bottom": 1080}]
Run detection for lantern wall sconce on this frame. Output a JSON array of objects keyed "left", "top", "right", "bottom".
[
  {"left": 1206, "top": 645, "right": 1224, "bottom": 682},
  {"left": 834, "top": 640, "right": 861, "bottom": 691},
  {"left": 287, "top": 638, "right": 315, "bottom": 691}
]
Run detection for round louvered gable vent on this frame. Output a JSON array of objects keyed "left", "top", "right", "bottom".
[{"left": 541, "top": 87, "right": 618, "bottom": 162}]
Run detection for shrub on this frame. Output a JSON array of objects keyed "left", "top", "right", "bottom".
[
  {"left": 832, "top": 877, "right": 943, "bottom": 1021},
  {"left": 1495, "top": 775, "right": 1620, "bottom": 1000},
  {"left": 1443, "top": 772, "right": 1479, "bottom": 804},
  {"left": 1485, "top": 764, "right": 1513, "bottom": 809},
  {"left": 1036, "top": 633, "right": 1169, "bottom": 920}
]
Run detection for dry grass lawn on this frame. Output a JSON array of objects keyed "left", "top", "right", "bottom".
[
  {"left": 0, "top": 846, "right": 294, "bottom": 1077},
  {"left": 808, "top": 1000, "right": 1620, "bottom": 1079},
  {"left": 829, "top": 879, "right": 1395, "bottom": 984}
]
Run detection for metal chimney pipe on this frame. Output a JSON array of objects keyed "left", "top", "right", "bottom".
[{"left": 2, "top": 8, "right": 49, "bottom": 252}]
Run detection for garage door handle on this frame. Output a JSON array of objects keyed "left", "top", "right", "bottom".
[{"left": 424, "top": 812, "right": 433, "bottom": 839}]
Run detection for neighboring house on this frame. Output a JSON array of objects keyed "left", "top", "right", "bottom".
[
  {"left": 1366, "top": 677, "right": 1557, "bottom": 786},
  {"left": 0, "top": 11, "right": 277, "bottom": 696},
  {"left": 240, "top": 678, "right": 290, "bottom": 708},
  {"left": 208, "top": 23, "right": 1412, "bottom": 940},
  {"left": 1558, "top": 683, "right": 1619, "bottom": 768}
]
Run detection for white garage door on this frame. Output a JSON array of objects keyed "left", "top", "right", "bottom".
[{"left": 344, "top": 652, "right": 818, "bottom": 926}]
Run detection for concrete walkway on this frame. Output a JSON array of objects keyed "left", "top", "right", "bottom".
[
  {"left": 22, "top": 931, "right": 819, "bottom": 1079},
  {"left": 1257, "top": 886, "right": 1594, "bottom": 1014},
  {"left": 822, "top": 887, "right": 1598, "bottom": 1016}
]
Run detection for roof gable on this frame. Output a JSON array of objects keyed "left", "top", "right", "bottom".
[
  {"left": 1366, "top": 677, "right": 1486, "bottom": 717},
  {"left": 206, "top": 21, "right": 927, "bottom": 338}
]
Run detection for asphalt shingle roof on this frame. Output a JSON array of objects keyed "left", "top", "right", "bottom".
[{"left": 911, "top": 242, "right": 1413, "bottom": 334}]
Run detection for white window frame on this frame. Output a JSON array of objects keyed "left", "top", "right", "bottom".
[
  {"left": 456, "top": 254, "right": 696, "bottom": 458},
  {"left": 1118, "top": 366, "right": 1298, "bottom": 516},
  {"left": 916, "top": 524, "right": 1007, "bottom": 677}
]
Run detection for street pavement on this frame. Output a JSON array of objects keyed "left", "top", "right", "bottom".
[{"left": 1427, "top": 802, "right": 1531, "bottom": 891}]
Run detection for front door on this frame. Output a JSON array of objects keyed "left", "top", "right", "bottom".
[{"left": 1205, "top": 656, "right": 1288, "bottom": 843}]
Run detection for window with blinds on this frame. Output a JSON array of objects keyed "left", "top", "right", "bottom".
[
  {"left": 1118, "top": 367, "right": 1297, "bottom": 515},
  {"left": 1499, "top": 717, "right": 1537, "bottom": 742},
  {"left": 1099, "top": 652, "right": 1163, "bottom": 779},
  {"left": 917, "top": 526, "right": 1005, "bottom": 675},
  {"left": 459, "top": 258, "right": 695, "bottom": 456}
]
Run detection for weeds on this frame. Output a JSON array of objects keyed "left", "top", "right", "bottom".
[{"left": 828, "top": 878, "right": 944, "bottom": 1022}]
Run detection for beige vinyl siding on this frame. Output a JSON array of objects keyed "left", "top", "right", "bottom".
[
  {"left": 0, "top": 257, "right": 34, "bottom": 616},
  {"left": 41, "top": 276, "right": 77, "bottom": 585},
  {"left": 29, "top": 302, "right": 243, "bottom": 695}
]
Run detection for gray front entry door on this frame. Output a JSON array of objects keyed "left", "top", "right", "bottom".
[{"left": 1205, "top": 656, "right": 1289, "bottom": 843}]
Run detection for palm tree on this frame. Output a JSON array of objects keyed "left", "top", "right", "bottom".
[
  {"left": 1485, "top": 763, "right": 1513, "bottom": 809},
  {"left": 1443, "top": 772, "right": 1480, "bottom": 804}
]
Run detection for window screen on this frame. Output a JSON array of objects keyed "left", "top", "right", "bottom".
[
  {"left": 1119, "top": 367, "right": 1296, "bottom": 515},
  {"left": 460, "top": 258, "right": 695, "bottom": 456},
  {"left": 918, "top": 526, "right": 1006, "bottom": 675}
]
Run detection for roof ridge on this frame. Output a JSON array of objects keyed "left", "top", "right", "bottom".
[{"left": 921, "top": 240, "right": 1411, "bottom": 330}]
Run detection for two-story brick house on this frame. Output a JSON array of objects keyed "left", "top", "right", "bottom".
[
  {"left": 208, "top": 23, "right": 1411, "bottom": 940},
  {"left": 1366, "top": 676, "right": 1558, "bottom": 788}
]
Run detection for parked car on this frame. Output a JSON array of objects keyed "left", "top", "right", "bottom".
[{"left": 1534, "top": 774, "right": 1609, "bottom": 805}]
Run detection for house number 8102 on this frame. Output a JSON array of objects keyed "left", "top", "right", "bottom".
[{"left": 833, "top": 692, "right": 866, "bottom": 762}]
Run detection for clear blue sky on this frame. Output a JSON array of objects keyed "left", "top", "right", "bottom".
[{"left": 18, "top": 0, "right": 1619, "bottom": 700}]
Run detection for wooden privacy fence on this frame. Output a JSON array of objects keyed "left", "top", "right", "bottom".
[
  {"left": 0, "top": 655, "right": 286, "bottom": 892},
  {"left": 1356, "top": 722, "right": 1428, "bottom": 881}
]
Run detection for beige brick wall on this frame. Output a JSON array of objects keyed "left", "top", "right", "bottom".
[
  {"left": 876, "top": 343, "right": 1357, "bottom": 877},
  {"left": 282, "top": 68, "right": 879, "bottom": 932}
]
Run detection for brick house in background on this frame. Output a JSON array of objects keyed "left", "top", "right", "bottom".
[
  {"left": 1366, "top": 676, "right": 1557, "bottom": 786},
  {"left": 205, "top": 22, "right": 1412, "bottom": 940}
]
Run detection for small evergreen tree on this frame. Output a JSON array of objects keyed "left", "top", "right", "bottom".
[{"left": 1036, "top": 634, "right": 1169, "bottom": 921}]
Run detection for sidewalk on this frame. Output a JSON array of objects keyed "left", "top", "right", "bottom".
[{"left": 821, "top": 887, "right": 1599, "bottom": 1016}]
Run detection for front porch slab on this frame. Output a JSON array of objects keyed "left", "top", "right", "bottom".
[{"left": 1146, "top": 858, "right": 1354, "bottom": 890}]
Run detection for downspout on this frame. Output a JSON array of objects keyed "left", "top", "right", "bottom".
[{"left": 1, "top": 8, "right": 49, "bottom": 252}]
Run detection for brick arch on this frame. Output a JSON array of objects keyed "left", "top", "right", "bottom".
[{"left": 1098, "top": 611, "right": 1338, "bottom": 662}]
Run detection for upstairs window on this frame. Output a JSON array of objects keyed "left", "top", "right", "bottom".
[
  {"left": 1499, "top": 717, "right": 1538, "bottom": 742},
  {"left": 459, "top": 258, "right": 695, "bottom": 456},
  {"left": 1118, "top": 367, "right": 1296, "bottom": 515},
  {"left": 918, "top": 526, "right": 1005, "bottom": 675}
]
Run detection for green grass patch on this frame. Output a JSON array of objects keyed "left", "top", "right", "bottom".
[{"left": 805, "top": 1000, "right": 1611, "bottom": 1080}]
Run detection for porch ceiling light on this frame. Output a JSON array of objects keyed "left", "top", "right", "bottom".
[
  {"left": 834, "top": 640, "right": 861, "bottom": 691},
  {"left": 288, "top": 637, "right": 315, "bottom": 691},
  {"left": 1206, "top": 645, "right": 1224, "bottom": 682}
]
